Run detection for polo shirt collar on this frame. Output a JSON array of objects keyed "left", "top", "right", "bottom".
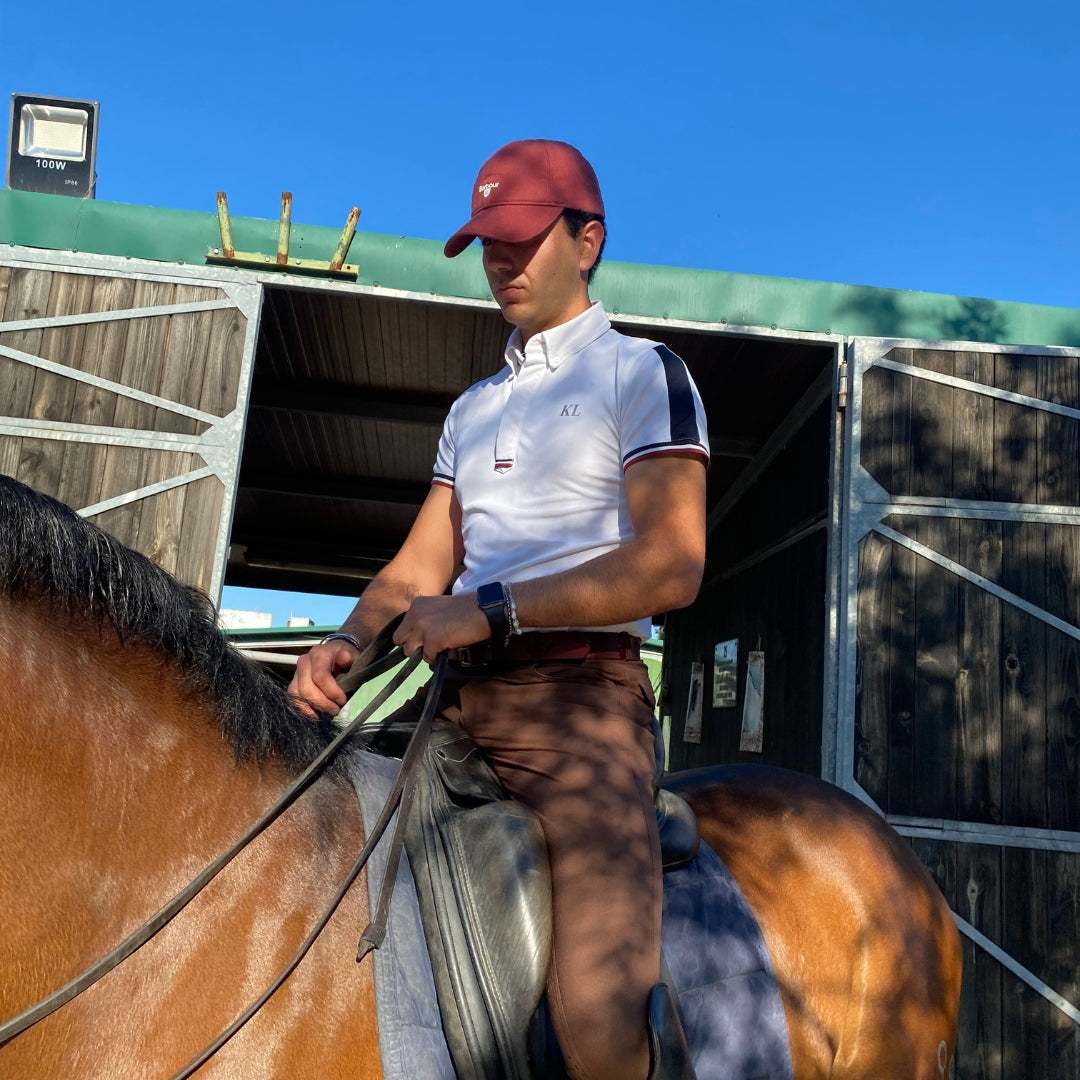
[{"left": 504, "top": 302, "right": 611, "bottom": 375}]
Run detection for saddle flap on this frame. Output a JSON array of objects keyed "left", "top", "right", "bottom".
[
  {"left": 429, "top": 724, "right": 505, "bottom": 804},
  {"left": 404, "top": 722, "right": 552, "bottom": 1080}
]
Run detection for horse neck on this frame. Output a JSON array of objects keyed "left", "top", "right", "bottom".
[
  {"left": 3, "top": 597, "right": 294, "bottom": 879},
  {"left": 1, "top": 599, "right": 381, "bottom": 1079}
]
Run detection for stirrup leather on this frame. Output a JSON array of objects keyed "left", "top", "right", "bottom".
[{"left": 647, "top": 982, "right": 697, "bottom": 1080}]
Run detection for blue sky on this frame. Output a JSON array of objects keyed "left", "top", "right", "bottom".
[{"left": 5, "top": 0, "right": 1079, "bottom": 626}]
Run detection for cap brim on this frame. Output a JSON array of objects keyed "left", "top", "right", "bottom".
[{"left": 443, "top": 202, "right": 564, "bottom": 258}]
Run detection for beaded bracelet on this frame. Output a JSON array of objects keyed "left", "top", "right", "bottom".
[
  {"left": 504, "top": 581, "right": 522, "bottom": 636},
  {"left": 320, "top": 631, "right": 363, "bottom": 651}
]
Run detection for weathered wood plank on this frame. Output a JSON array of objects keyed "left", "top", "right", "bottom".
[
  {"left": 0, "top": 435, "right": 21, "bottom": 478},
  {"left": 112, "top": 279, "right": 178, "bottom": 426},
  {"left": 174, "top": 474, "right": 226, "bottom": 595},
  {"left": 858, "top": 351, "right": 908, "bottom": 808},
  {"left": 0, "top": 272, "right": 54, "bottom": 414},
  {"left": 885, "top": 512, "right": 917, "bottom": 817},
  {"left": 1000, "top": 518, "right": 1047, "bottom": 829},
  {"left": 855, "top": 530, "right": 891, "bottom": 803},
  {"left": 1039, "top": 355, "right": 1080, "bottom": 1078},
  {"left": 954, "top": 349, "right": 1003, "bottom": 826},
  {"left": 1047, "top": 851, "right": 1080, "bottom": 1078},
  {"left": 0, "top": 269, "right": 54, "bottom": 487},
  {"left": 957, "top": 522, "right": 1004, "bottom": 824},
  {"left": 0, "top": 266, "right": 12, "bottom": 322},
  {"left": 996, "top": 353, "right": 1046, "bottom": 830},
  {"left": 55, "top": 275, "right": 136, "bottom": 516},
  {"left": 958, "top": 842, "right": 1005, "bottom": 1080},
  {"left": 912, "top": 514, "right": 961, "bottom": 821},
  {"left": 129, "top": 451, "right": 195, "bottom": 577},
  {"left": 860, "top": 365, "right": 896, "bottom": 494},
  {"left": 909, "top": 347, "right": 955, "bottom": 500},
  {"left": 994, "top": 353, "right": 1039, "bottom": 505},
  {"left": 954, "top": 350, "right": 996, "bottom": 501},
  {"left": 89, "top": 446, "right": 182, "bottom": 550},
  {"left": 876, "top": 352, "right": 917, "bottom": 814},
  {"left": 887, "top": 356, "right": 912, "bottom": 499},
  {"left": 1002, "top": 847, "right": 1051, "bottom": 1077},
  {"left": 21, "top": 273, "right": 97, "bottom": 498},
  {"left": 93, "top": 279, "right": 179, "bottom": 546},
  {"left": 1045, "top": 522, "right": 1080, "bottom": 836},
  {"left": 200, "top": 305, "right": 246, "bottom": 416},
  {"left": 154, "top": 285, "right": 214, "bottom": 436},
  {"left": 166, "top": 299, "right": 246, "bottom": 594},
  {"left": 912, "top": 350, "right": 959, "bottom": 821},
  {"left": 1039, "top": 355, "right": 1080, "bottom": 836}
]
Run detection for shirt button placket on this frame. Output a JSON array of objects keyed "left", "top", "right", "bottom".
[{"left": 494, "top": 350, "right": 543, "bottom": 472}]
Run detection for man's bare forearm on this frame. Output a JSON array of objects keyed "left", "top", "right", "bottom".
[
  {"left": 511, "top": 537, "right": 703, "bottom": 630},
  {"left": 337, "top": 573, "right": 423, "bottom": 648}
]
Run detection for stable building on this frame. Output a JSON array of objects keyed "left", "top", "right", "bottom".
[{"left": 1, "top": 186, "right": 1077, "bottom": 1075}]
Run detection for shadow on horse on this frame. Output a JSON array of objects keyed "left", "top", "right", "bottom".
[{"left": 0, "top": 476, "right": 961, "bottom": 1078}]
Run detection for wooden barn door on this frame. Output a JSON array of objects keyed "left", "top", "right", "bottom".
[
  {"left": 0, "top": 252, "right": 261, "bottom": 600},
  {"left": 835, "top": 337, "right": 1080, "bottom": 1077}
]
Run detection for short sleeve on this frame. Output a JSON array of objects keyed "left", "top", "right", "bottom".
[
  {"left": 432, "top": 402, "right": 457, "bottom": 488},
  {"left": 619, "top": 343, "right": 710, "bottom": 469}
]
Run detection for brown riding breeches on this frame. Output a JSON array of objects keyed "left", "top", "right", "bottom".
[{"left": 393, "top": 657, "right": 662, "bottom": 1080}]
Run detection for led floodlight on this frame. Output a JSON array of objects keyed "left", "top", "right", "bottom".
[{"left": 7, "top": 93, "right": 98, "bottom": 198}]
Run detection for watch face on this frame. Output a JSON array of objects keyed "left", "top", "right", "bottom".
[{"left": 477, "top": 582, "right": 503, "bottom": 609}]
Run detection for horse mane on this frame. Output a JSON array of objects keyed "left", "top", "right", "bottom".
[{"left": 0, "top": 475, "right": 342, "bottom": 774}]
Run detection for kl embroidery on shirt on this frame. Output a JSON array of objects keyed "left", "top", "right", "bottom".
[{"left": 560, "top": 404, "right": 582, "bottom": 417}]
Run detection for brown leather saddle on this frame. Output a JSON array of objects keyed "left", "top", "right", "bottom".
[{"left": 358, "top": 716, "right": 699, "bottom": 1080}]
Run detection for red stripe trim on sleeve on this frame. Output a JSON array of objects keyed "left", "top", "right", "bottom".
[{"left": 623, "top": 446, "right": 710, "bottom": 472}]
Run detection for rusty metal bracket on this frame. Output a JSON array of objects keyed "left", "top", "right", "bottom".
[{"left": 207, "top": 192, "right": 360, "bottom": 278}]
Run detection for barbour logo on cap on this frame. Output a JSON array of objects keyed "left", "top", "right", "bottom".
[{"left": 478, "top": 181, "right": 500, "bottom": 198}]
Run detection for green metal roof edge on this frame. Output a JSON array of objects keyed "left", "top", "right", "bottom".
[
  {"left": 223, "top": 623, "right": 339, "bottom": 640},
  {"left": 4, "top": 188, "right": 1080, "bottom": 349}
]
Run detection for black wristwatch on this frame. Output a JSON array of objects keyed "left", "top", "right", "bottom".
[{"left": 476, "top": 581, "right": 509, "bottom": 644}]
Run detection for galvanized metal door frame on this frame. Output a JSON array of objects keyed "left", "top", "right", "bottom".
[
  {"left": 0, "top": 245, "right": 263, "bottom": 604},
  {"left": 833, "top": 333, "right": 1080, "bottom": 1027}
]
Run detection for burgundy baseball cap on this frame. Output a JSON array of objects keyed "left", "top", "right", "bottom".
[{"left": 444, "top": 139, "right": 605, "bottom": 258}]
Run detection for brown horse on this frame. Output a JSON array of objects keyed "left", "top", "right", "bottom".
[{"left": 0, "top": 476, "right": 962, "bottom": 1080}]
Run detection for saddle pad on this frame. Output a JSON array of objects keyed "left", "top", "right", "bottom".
[
  {"left": 660, "top": 840, "right": 795, "bottom": 1080},
  {"left": 347, "top": 747, "right": 793, "bottom": 1080},
  {"left": 346, "top": 748, "right": 456, "bottom": 1080}
]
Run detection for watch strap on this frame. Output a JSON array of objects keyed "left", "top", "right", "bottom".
[{"left": 476, "top": 581, "right": 510, "bottom": 644}]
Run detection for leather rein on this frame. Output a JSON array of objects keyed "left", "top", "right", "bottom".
[{"left": 0, "top": 615, "right": 446, "bottom": 1080}]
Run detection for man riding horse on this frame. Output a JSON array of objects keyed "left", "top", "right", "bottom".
[{"left": 290, "top": 138, "right": 710, "bottom": 1080}]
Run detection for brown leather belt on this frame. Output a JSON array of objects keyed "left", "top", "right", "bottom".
[{"left": 450, "top": 631, "right": 641, "bottom": 668}]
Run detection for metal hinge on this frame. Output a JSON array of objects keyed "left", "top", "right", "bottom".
[{"left": 837, "top": 359, "right": 849, "bottom": 410}]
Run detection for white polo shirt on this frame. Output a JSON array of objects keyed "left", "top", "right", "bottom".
[{"left": 433, "top": 302, "right": 709, "bottom": 639}]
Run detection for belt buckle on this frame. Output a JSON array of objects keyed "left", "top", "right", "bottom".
[{"left": 456, "top": 641, "right": 493, "bottom": 668}]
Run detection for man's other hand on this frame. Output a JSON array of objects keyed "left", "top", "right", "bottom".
[
  {"left": 288, "top": 639, "right": 359, "bottom": 719},
  {"left": 393, "top": 593, "right": 490, "bottom": 663}
]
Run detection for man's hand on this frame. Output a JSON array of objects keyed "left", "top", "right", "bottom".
[
  {"left": 393, "top": 593, "right": 490, "bottom": 663},
  {"left": 288, "top": 639, "right": 360, "bottom": 719}
]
